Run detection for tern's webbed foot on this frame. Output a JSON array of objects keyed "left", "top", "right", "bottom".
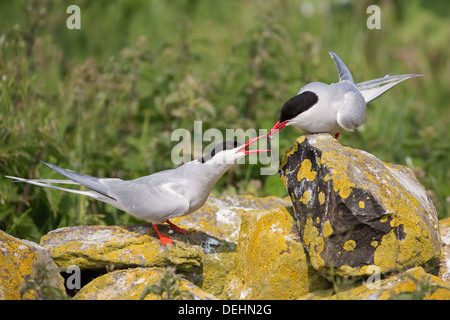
[{"left": 152, "top": 224, "right": 174, "bottom": 245}]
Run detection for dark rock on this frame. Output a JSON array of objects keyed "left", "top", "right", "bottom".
[{"left": 279, "top": 134, "right": 441, "bottom": 277}]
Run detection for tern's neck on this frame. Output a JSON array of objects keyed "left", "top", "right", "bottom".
[{"left": 182, "top": 160, "right": 235, "bottom": 188}]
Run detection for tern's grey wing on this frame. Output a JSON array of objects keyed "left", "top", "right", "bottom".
[
  {"left": 356, "top": 74, "right": 423, "bottom": 104},
  {"left": 329, "top": 51, "right": 354, "bottom": 83},
  {"left": 333, "top": 82, "right": 366, "bottom": 131},
  {"left": 105, "top": 173, "right": 191, "bottom": 224}
]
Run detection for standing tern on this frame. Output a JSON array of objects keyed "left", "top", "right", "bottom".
[
  {"left": 6, "top": 135, "right": 269, "bottom": 245},
  {"left": 269, "top": 51, "right": 423, "bottom": 139}
]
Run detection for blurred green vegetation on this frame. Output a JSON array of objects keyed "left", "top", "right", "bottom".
[{"left": 0, "top": 0, "right": 448, "bottom": 242}]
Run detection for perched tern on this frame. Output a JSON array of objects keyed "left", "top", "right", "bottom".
[
  {"left": 269, "top": 51, "right": 423, "bottom": 139},
  {"left": 6, "top": 135, "right": 269, "bottom": 245}
]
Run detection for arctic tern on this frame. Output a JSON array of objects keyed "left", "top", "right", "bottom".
[
  {"left": 6, "top": 135, "right": 269, "bottom": 245},
  {"left": 269, "top": 51, "right": 422, "bottom": 139}
]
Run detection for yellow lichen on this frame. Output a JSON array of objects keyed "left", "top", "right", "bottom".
[
  {"left": 279, "top": 174, "right": 288, "bottom": 191},
  {"left": 343, "top": 240, "right": 356, "bottom": 251},
  {"left": 374, "top": 221, "right": 439, "bottom": 274},
  {"left": 297, "top": 136, "right": 306, "bottom": 145},
  {"left": 303, "top": 218, "right": 325, "bottom": 269},
  {"left": 371, "top": 240, "right": 378, "bottom": 247},
  {"left": 322, "top": 221, "right": 333, "bottom": 238},
  {"left": 297, "top": 159, "right": 317, "bottom": 182},
  {"left": 279, "top": 139, "right": 301, "bottom": 169},
  {"left": 359, "top": 201, "right": 365, "bottom": 209},
  {"left": 333, "top": 175, "right": 354, "bottom": 199},
  {"left": 318, "top": 192, "right": 325, "bottom": 205},
  {"left": 74, "top": 267, "right": 216, "bottom": 300},
  {"left": 300, "top": 191, "right": 311, "bottom": 204},
  {"left": 225, "top": 208, "right": 317, "bottom": 299},
  {"left": 390, "top": 218, "right": 400, "bottom": 228},
  {"left": 301, "top": 267, "right": 450, "bottom": 300}
]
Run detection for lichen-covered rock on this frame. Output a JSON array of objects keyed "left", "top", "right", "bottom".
[
  {"left": 300, "top": 267, "right": 450, "bottom": 300},
  {"left": 224, "top": 208, "right": 329, "bottom": 299},
  {"left": 171, "top": 194, "right": 289, "bottom": 243},
  {"left": 40, "top": 224, "right": 204, "bottom": 275},
  {"left": 0, "top": 230, "right": 65, "bottom": 299},
  {"left": 171, "top": 194, "right": 290, "bottom": 297},
  {"left": 73, "top": 267, "right": 217, "bottom": 300},
  {"left": 38, "top": 194, "right": 289, "bottom": 298},
  {"left": 439, "top": 218, "right": 450, "bottom": 282},
  {"left": 173, "top": 226, "right": 236, "bottom": 297},
  {"left": 279, "top": 134, "right": 441, "bottom": 277}
]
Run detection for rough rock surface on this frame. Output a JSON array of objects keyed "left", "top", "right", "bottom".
[
  {"left": 37, "top": 194, "right": 289, "bottom": 299},
  {"left": 0, "top": 230, "right": 65, "bottom": 299},
  {"left": 171, "top": 194, "right": 290, "bottom": 243},
  {"left": 224, "top": 208, "right": 329, "bottom": 299},
  {"left": 279, "top": 134, "right": 441, "bottom": 277},
  {"left": 300, "top": 267, "right": 450, "bottom": 300},
  {"left": 73, "top": 267, "right": 216, "bottom": 300},
  {"left": 439, "top": 217, "right": 450, "bottom": 282},
  {"left": 1, "top": 190, "right": 449, "bottom": 300},
  {"left": 40, "top": 224, "right": 205, "bottom": 274}
]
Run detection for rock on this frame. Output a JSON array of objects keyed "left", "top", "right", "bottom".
[
  {"left": 171, "top": 194, "right": 290, "bottom": 297},
  {"left": 279, "top": 134, "right": 441, "bottom": 277},
  {"left": 172, "top": 225, "right": 236, "bottom": 297},
  {"left": 224, "top": 208, "right": 329, "bottom": 299},
  {"left": 40, "top": 224, "right": 204, "bottom": 275},
  {"left": 38, "top": 194, "right": 289, "bottom": 298},
  {"left": 0, "top": 230, "right": 65, "bottom": 299},
  {"left": 439, "top": 217, "right": 450, "bottom": 282},
  {"left": 171, "top": 194, "right": 289, "bottom": 243},
  {"left": 73, "top": 267, "right": 217, "bottom": 300},
  {"left": 300, "top": 267, "right": 450, "bottom": 300},
  {"left": 4, "top": 190, "right": 448, "bottom": 300},
  {"left": 38, "top": 221, "right": 237, "bottom": 297}
]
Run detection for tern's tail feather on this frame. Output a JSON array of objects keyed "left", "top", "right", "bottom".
[
  {"left": 39, "top": 160, "right": 114, "bottom": 197},
  {"left": 356, "top": 74, "right": 423, "bottom": 104},
  {"left": 6, "top": 160, "right": 123, "bottom": 208},
  {"left": 329, "top": 51, "right": 355, "bottom": 83},
  {"left": 5, "top": 176, "right": 112, "bottom": 201}
]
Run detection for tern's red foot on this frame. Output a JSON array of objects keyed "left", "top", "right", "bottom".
[
  {"left": 334, "top": 132, "right": 340, "bottom": 139},
  {"left": 152, "top": 224, "right": 173, "bottom": 245},
  {"left": 166, "top": 220, "right": 187, "bottom": 235}
]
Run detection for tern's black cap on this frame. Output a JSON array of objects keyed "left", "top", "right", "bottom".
[{"left": 279, "top": 91, "right": 318, "bottom": 123}]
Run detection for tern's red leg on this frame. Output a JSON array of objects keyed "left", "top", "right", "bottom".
[
  {"left": 152, "top": 224, "right": 173, "bottom": 245},
  {"left": 334, "top": 132, "right": 340, "bottom": 139},
  {"left": 166, "top": 220, "right": 187, "bottom": 235}
]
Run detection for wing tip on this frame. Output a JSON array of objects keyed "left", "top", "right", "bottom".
[{"left": 40, "top": 160, "right": 55, "bottom": 169}]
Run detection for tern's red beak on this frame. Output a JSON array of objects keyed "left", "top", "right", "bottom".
[
  {"left": 237, "top": 134, "right": 271, "bottom": 154},
  {"left": 268, "top": 121, "right": 288, "bottom": 138}
]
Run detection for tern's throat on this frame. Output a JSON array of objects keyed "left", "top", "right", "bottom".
[{"left": 184, "top": 160, "right": 236, "bottom": 190}]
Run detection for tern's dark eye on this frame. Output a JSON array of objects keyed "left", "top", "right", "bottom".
[{"left": 279, "top": 91, "right": 318, "bottom": 123}]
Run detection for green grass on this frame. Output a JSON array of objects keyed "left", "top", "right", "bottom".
[{"left": 1, "top": 0, "right": 449, "bottom": 242}]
